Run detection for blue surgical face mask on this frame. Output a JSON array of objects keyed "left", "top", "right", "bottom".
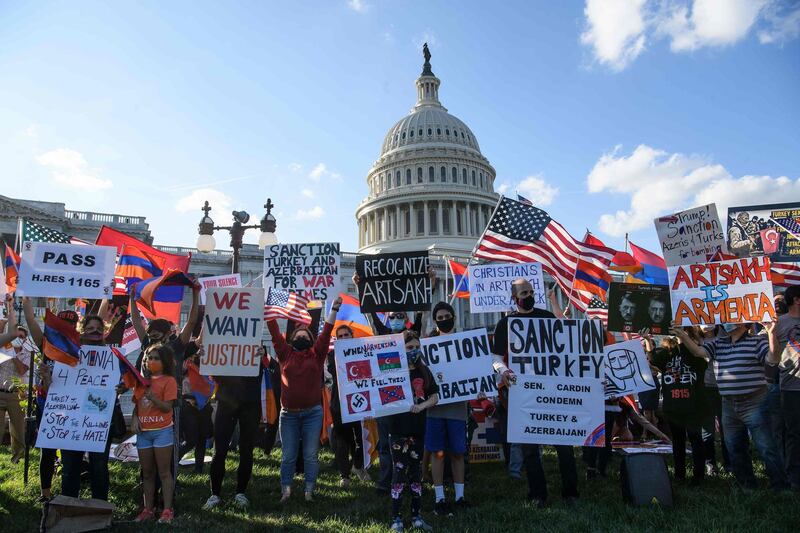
[
  {"left": 406, "top": 348, "right": 421, "bottom": 366},
  {"left": 722, "top": 323, "right": 740, "bottom": 334},
  {"left": 389, "top": 318, "right": 406, "bottom": 332}
]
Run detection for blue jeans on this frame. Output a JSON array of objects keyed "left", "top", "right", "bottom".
[
  {"left": 376, "top": 417, "right": 393, "bottom": 490},
  {"left": 508, "top": 444, "right": 524, "bottom": 478},
  {"left": 279, "top": 405, "right": 323, "bottom": 491},
  {"left": 763, "top": 383, "right": 786, "bottom": 467},
  {"left": 722, "top": 389, "right": 788, "bottom": 490}
]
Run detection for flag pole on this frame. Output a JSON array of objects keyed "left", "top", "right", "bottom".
[{"left": 464, "top": 194, "right": 504, "bottom": 267}]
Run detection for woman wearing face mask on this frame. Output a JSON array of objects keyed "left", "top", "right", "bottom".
[
  {"left": 133, "top": 344, "right": 178, "bottom": 523},
  {"left": 387, "top": 330, "right": 439, "bottom": 532},
  {"left": 266, "top": 296, "right": 342, "bottom": 502}
]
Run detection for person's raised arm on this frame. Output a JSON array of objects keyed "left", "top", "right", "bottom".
[
  {"left": 178, "top": 281, "right": 201, "bottom": 344},
  {"left": 0, "top": 295, "right": 19, "bottom": 346},
  {"left": 22, "top": 297, "right": 43, "bottom": 349},
  {"left": 315, "top": 296, "right": 341, "bottom": 360},
  {"left": 763, "top": 321, "right": 780, "bottom": 365},
  {"left": 266, "top": 318, "right": 289, "bottom": 362},
  {"left": 670, "top": 323, "right": 708, "bottom": 360},
  {"left": 548, "top": 286, "right": 568, "bottom": 318},
  {"left": 129, "top": 290, "right": 147, "bottom": 344}
]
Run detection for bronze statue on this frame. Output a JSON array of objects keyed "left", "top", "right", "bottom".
[{"left": 423, "top": 42, "right": 431, "bottom": 65}]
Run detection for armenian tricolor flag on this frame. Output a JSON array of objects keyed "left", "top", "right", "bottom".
[
  {"left": 111, "top": 347, "right": 149, "bottom": 390},
  {"left": 3, "top": 242, "right": 20, "bottom": 293},
  {"left": 572, "top": 258, "right": 612, "bottom": 300},
  {"left": 448, "top": 260, "right": 469, "bottom": 299},
  {"left": 116, "top": 244, "right": 165, "bottom": 289},
  {"left": 185, "top": 360, "right": 215, "bottom": 410},
  {"left": 629, "top": 241, "right": 668, "bottom": 285},
  {"left": 132, "top": 269, "right": 195, "bottom": 317},
  {"left": 260, "top": 369, "right": 278, "bottom": 425},
  {"left": 332, "top": 293, "right": 373, "bottom": 338},
  {"left": 42, "top": 310, "right": 82, "bottom": 367}
]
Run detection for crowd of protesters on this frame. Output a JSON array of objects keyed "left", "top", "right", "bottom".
[{"left": 1, "top": 278, "right": 799, "bottom": 529}]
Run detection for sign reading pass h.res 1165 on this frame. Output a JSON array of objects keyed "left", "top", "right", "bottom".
[{"left": 201, "top": 287, "right": 264, "bottom": 377}]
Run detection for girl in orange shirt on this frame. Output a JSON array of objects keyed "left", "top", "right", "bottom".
[{"left": 134, "top": 344, "right": 178, "bottom": 524}]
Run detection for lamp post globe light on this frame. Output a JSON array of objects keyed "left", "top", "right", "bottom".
[{"left": 196, "top": 198, "right": 278, "bottom": 274}]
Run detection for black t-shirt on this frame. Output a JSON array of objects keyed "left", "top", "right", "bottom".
[
  {"left": 651, "top": 345, "right": 708, "bottom": 427},
  {"left": 388, "top": 365, "right": 439, "bottom": 438},
  {"left": 214, "top": 373, "right": 263, "bottom": 406},
  {"left": 492, "top": 309, "right": 557, "bottom": 360}
]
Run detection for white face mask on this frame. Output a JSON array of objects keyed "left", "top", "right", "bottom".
[{"left": 721, "top": 323, "right": 740, "bottom": 334}]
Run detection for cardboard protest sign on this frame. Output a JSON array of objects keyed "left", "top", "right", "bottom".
[
  {"left": 506, "top": 318, "right": 605, "bottom": 447},
  {"left": 335, "top": 334, "right": 412, "bottom": 423},
  {"left": 263, "top": 243, "right": 341, "bottom": 303},
  {"left": 604, "top": 339, "right": 656, "bottom": 399},
  {"left": 198, "top": 273, "right": 241, "bottom": 305},
  {"left": 17, "top": 242, "right": 116, "bottom": 299},
  {"left": 355, "top": 251, "right": 431, "bottom": 312},
  {"left": 727, "top": 202, "right": 800, "bottom": 262},
  {"left": 201, "top": 287, "right": 265, "bottom": 376},
  {"left": 607, "top": 283, "right": 671, "bottom": 334},
  {"left": 420, "top": 329, "right": 496, "bottom": 405},
  {"left": 654, "top": 204, "right": 728, "bottom": 266},
  {"left": 36, "top": 346, "right": 118, "bottom": 453},
  {"left": 468, "top": 400, "right": 504, "bottom": 463},
  {"left": 668, "top": 257, "right": 776, "bottom": 325},
  {"left": 467, "top": 262, "right": 545, "bottom": 313}
]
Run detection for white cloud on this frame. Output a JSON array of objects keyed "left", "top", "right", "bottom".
[
  {"left": 581, "top": 0, "right": 648, "bottom": 71},
  {"left": 288, "top": 163, "right": 302, "bottom": 173},
  {"left": 175, "top": 187, "right": 233, "bottom": 214},
  {"left": 587, "top": 144, "right": 799, "bottom": 236},
  {"left": 301, "top": 188, "right": 315, "bottom": 198},
  {"left": 658, "top": 0, "right": 768, "bottom": 52},
  {"left": 516, "top": 175, "right": 560, "bottom": 206},
  {"left": 309, "top": 163, "right": 327, "bottom": 181},
  {"left": 294, "top": 206, "right": 325, "bottom": 220},
  {"left": 496, "top": 183, "right": 510, "bottom": 194},
  {"left": 22, "top": 124, "right": 37, "bottom": 138},
  {"left": 758, "top": 2, "right": 800, "bottom": 44},
  {"left": 347, "top": 0, "right": 368, "bottom": 13},
  {"left": 37, "top": 148, "right": 112, "bottom": 190}
]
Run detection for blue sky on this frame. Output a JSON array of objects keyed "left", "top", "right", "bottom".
[{"left": 1, "top": 0, "right": 798, "bottom": 255}]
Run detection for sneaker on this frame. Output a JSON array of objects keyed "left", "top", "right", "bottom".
[
  {"left": 202, "top": 495, "right": 222, "bottom": 510},
  {"left": 453, "top": 498, "right": 471, "bottom": 512},
  {"left": 352, "top": 467, "right": 371, "bottom": 482},
  {"left": 410, "top": 515, "right": 433, "bottom": 531},
  {"left": 233, "top": 493, "right": 250, "bottom": 508},
  {"left": 340, "top": 478, "right": 351, "bottom": 488},
  {"left": 134, "top": 508, "right": 155, "bottom": 522},
  {"left": 280, "top": 487, "right": 291, "bottom": 503},
  {"left": 158, "top": 508, "right": 174, "bottom": 524},
  {"left": 434, "top": 500, "right": 452, "bottom": 516},
  {"left": 390, "top": 517, "right": 404, "bottom": 532}
]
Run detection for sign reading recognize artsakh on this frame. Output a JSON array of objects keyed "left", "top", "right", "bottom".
[
  {"left": 355, "top": 251, "right": 431, "bottom": 312},
  {"left": 668, "top": 256, "right": 776, "bottom": 325}
]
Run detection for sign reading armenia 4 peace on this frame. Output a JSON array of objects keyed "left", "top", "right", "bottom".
[
  {"left": 17, "top": 242, "right": 117, "bottom": 299},
  {"left": 506, "top": 318, "right": 605, "bottom": 447},
  {"left": 420, "top": 329, "right": 497, "bottom": 405},
  {"left": 334, "top": 334, "right": 412, "bottom": 423}
]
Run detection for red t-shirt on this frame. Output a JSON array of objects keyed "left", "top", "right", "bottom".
[{"left": 136, "top": 374, "right": 178, "bottom": 431}]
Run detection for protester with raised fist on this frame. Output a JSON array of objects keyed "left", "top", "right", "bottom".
[{"left": 266, "top": 296, "right": 340, "bottom": 503}]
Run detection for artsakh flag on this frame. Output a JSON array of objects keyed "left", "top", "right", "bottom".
[
  {"left": 3, "top": 242, "right": 20, "bottom": 293},
  {"left": 346, "top": 360, "right": 373, "bottom": 381},
  {"left": 132, "top": 269, "right": 195, "bottom": 317},
  {"left": 42, "top": 310, "right": 82, "bottom": 367},
  {"left": 377, "top": 351, "right": 402, "bottom": 372},
  {"left": 448, "top": 260, "right": 469, "bottom": 299},
  {"left": 379, "top": 385, "right": 405, "bottom": 405}
]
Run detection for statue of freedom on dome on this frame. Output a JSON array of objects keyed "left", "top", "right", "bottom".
[{"left": 423, "top": 43, "right": 431, "bottom": 65}]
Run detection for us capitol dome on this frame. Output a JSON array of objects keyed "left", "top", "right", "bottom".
[{"left": 356, "top": 44, "right": 499, "bottom": 257}]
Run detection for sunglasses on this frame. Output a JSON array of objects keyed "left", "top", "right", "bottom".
[{"left": 387, "top": 313, "right": 406, "bottom": 320}]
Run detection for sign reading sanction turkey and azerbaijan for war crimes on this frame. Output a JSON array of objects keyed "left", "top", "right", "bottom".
[
  {"left": 263, "top": 243, "right": 341, "bottom": 304},
  {"left": 668, "top": 256, "right": 776, "bottom": 326},
  {"left": 506, "top": 318, "right": 605, "bottom": 447}
]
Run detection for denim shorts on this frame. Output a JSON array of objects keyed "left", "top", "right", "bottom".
[
  {"left": 424, "top": 417, "right": 467, "bottom": 454},
  {"left": 136, "top": 426, "right": 174, "bottom": 449}
]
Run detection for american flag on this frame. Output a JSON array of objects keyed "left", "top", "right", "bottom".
[
  {"left": 19, "top": 219, "right": 89, "bottom": 245},
  {"left": 474, "top": 197, "right": 615, "bottom": 312},
  {"left": 264, "top": 288, "right": 312, "bottom": 325},
  {"left": 585, "top": 296, "right": 608, "bottom": 324},
  {"left": 773, "top": 216, "right": 800, "bottom": 237},
  {"left": 772, "top": 261, "right": 800, "bottom": 287}
]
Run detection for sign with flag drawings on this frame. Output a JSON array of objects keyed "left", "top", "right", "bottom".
[
  {"left": 607, "top": 282, "right": 671, "bottom": 334},
  {"left": 668, "top": 256, "right": 776, "bottom": 325},
  {"left": 263, "top": 242, "right": 341, "bottom": 304},
  {"left": 467, "top": 262, "right": 545, "bottom": 313},
  {"left": 334, "top": 333, "right": 412, "bottom": 423},
  {"left": 198, "top": 273, "right": 241, "bottom": 305},
  {"left": 654, "top": 203, "right": 728, "bottom": 266},
  {"left": 506, "top": 318, "right": 605, "bottom": 447},
  {"left": 17, "top": 242, "right": 116, "bottom": 299},
  {"left": 355, "top": 251, "right": 431, "bottom": 312},
  {"left": 36, "top": 346, "right": 118, "bottom": 453},
  {"left": 727, "top": 202, "right": 800, "bottom": 263},
  {"left": 603, "top": 339, "right": 656, "bottom": 399},
  {"left": 202, "top": 287, "right": 265, "bottom": 376},
  {"left": 420, "top": 329, "right": 496, "bottom": 405}
]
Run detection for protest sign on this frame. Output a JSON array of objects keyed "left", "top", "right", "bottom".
[
  {"left": 201, "top": 287, "right": 265, "bottom": 376},
  {"left": 468, "top": 400, "right": 504, "bottom": 463},
  {"left": 334, "top": 333, "right": 412, "bottom": 423},
  {"left": 36, "top": 346, "right": 118, "bottom": 453},
  {"left": 607, "top": 283, "right": 671, "bottom": 334},
  {"left": 668, "top": 256, "right": 776, "bottom": 325},
  {"left": 727, "top": 202, "right": 800, "bottom": 262},
  {"left": 420, "top": 329, "right": 496, "bottom": 405},
  {"left": 17, "top": 242, "right": 116, "bottom": 299},
  {"left": 603, "top": 339, "right": 656, "bottom": 398},
  {"left": 263, "top": 243, "right": 341, "bottom": 303},
  {"left": 355, "top": 251, "right": 430, "bottom": 312},
  {"left": 654, "top": 204, "right": 728, "bottom": 266},
  {"left": 198, "top": 273, "right": 241, "bottom": 305},
  {"left": 467, "top": 262, "right": 545, "bottom": 313},
  {"left": 506, "top": 317, "right": 605, "bottom": 447}
]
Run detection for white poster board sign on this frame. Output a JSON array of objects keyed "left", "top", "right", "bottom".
[
  {"left": 654, "top": 203, "right": 728, "bottom": 266},
  {"left": 604, "top": 339, "right": 656, "bottom": 399},
  {"left": 36, "top": 346, "right": 118, "bottom": 453},
  {"left": 467, "top": 262, "right": 545, "bottom": 313},
  {"left": 199, "top": 273, "right": 241, "bottom": 305},
  {"left": 201, "top": 287, "right": 265, "bottom": 376},
  {"left": 335, "top": 334, "right": 412, "bottom": 423},
  {"left": 263, "top": 242, "right": 341, "bottom": 303},
  {"left": 506, "top": 318, "right": 605, "bottom": 447},
  {"left": 420, "top": 329, "right": 496, "bottom": 405},
  {"left": 17, "top": 242, "right": 116, "bottom": 299}
]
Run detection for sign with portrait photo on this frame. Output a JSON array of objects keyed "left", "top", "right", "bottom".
[{"left": 607, "top": 283, "right": 671, "bottom": 334}]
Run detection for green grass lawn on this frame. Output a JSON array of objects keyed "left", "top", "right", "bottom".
[{"left": 0, "top": 445, "right": 796, "bottom": 532}]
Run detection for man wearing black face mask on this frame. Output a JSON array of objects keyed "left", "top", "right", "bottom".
[{"left": 491, "top": 278, "right": 579, "bottom": 507}]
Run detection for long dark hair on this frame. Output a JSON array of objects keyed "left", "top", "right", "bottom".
[{"left": 143, "top": 343, "right": 176, "bottom": 378}]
